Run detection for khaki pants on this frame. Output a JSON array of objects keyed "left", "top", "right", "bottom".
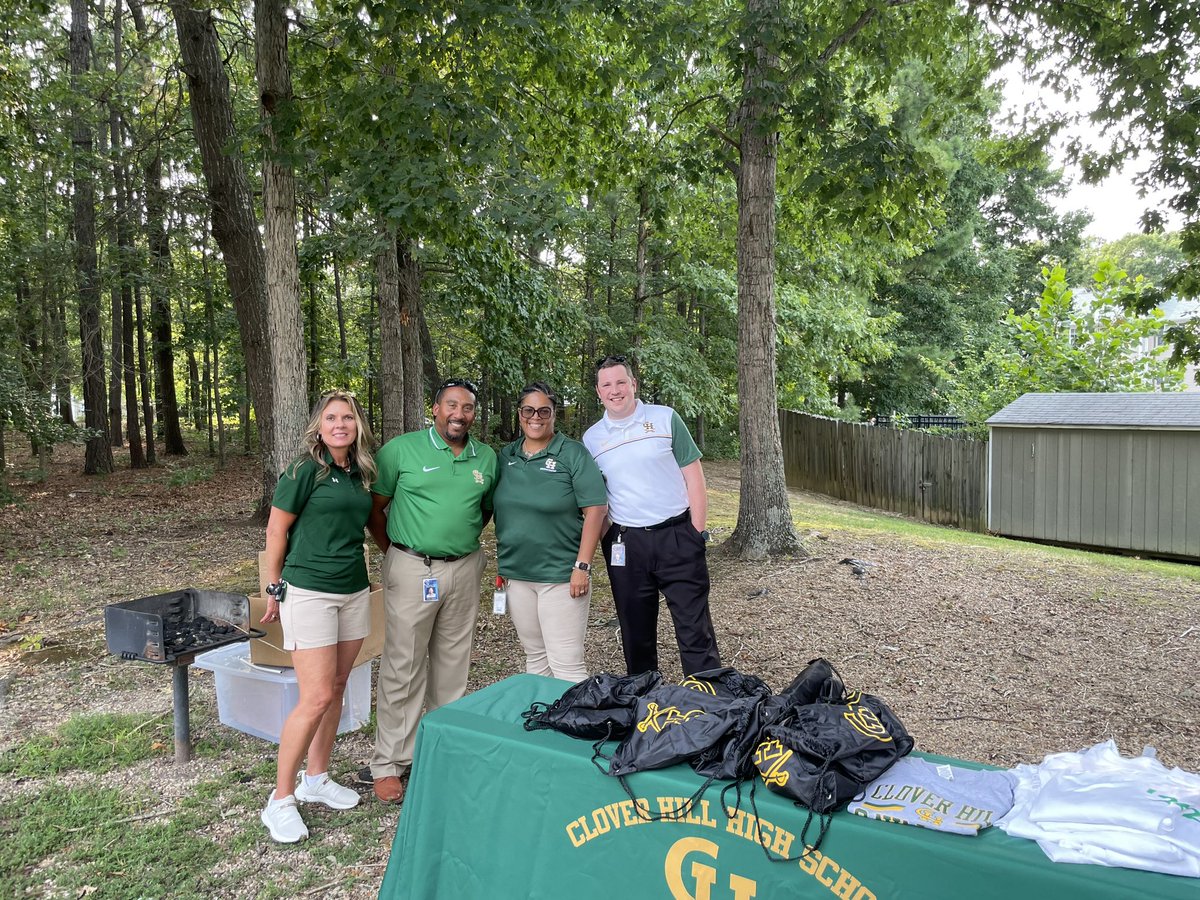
[
  {"left": 371, "top": 546, "right": 485, "bottom": 779},
  {"left": 506, "top": 579, "right": 589, "bottom": 682}
]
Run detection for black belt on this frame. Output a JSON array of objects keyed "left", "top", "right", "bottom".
[
  {"left": 393, "top": 543, "right": 470, "bottom": 563},
  {"left": 618, "top": 510, "right": 690, "bottom": 533}
]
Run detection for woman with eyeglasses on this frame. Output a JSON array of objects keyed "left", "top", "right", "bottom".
[
  {"left": 493, "top": 381, "right": 607, "bottom": 681},
  {"left": 259, "top": 390, "right": 376, "bottom": 843}
]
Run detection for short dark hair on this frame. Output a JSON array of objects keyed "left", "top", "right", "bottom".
[
  {"left": 518, "top": 380, "right": 558, "bottom": 409},
  {"left": 594, "top": 354, "right": 633, "bottom": 384},
  {"left": 434, "top": 378, "right": 479, "bottom": 404}
]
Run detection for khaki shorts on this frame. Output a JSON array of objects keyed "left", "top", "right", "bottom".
[{"left": 280, "top": 584, "right": 371, "bottom": 650}]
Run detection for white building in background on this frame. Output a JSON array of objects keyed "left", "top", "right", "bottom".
[
  {"left": 1070, "top": 289, "right": 1199, "bottom": 392},
  {"left": 1151, "top": 298, "right": 1200, "bottom": 391}
]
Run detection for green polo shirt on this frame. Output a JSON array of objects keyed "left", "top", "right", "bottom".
[
  {"left": 374, "top": 427, "right": 498, "bottom": 557},
  {"left": 272, "top": 454, "right": 372, "bottom": 593},
  {"left": 493, "top": 432, "right": 608, "bottom": 582}
]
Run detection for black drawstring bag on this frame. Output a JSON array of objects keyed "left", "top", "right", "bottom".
[
  {"left": 776, "top": 657, "right": 845, "bottom": 709},
  {"left": 601, "top": 684, "right": 753, "bottom": 777},
  {"left": 595, "top": 683, "right": 757, "bottom": 821},
  {"left": 754, "top": 689, "right": 914, "bottom": 812},
  {"left": 683, "top": 667, "right": 774, "bottom": 781},
  {"left": 679, "top": 667, "right": 773, "bottom": 701},
  {"left": 521, "top": 670, "right": 663, "bottom": 740},
  {"left": 748, "top": 688, "right": 913, "bottom": 858}
]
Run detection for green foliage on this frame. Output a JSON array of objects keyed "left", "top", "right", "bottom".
[
  {"left": 0, "top": 357, "right": 96, "bottom": 455},
  {"left": 0, "top": 713, "right": 172, "bottom": 776},
  {"left": 942, "top": 263, "right": 1187, "bottom": 435}
]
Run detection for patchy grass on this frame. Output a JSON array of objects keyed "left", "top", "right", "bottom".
[
  {"left": 0, "top": 785, "right": 222, "bottom": 899},
  {"left": 0, "top": 713, "right": 173, "bottom": 776}
]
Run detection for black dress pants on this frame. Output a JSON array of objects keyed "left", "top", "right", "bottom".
[{"left": 601, "top": 519, "right": 721, "bottom": 676}]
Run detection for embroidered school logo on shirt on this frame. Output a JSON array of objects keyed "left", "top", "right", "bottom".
[
  {"left": 541, "top": 458, "right": 557, "bottom": 472},
  {"left": 473, "top": 469, "right": 484, "bottom": 484},
  {"left": 643, "top": 421, "right": 655, "bottom": 433}
]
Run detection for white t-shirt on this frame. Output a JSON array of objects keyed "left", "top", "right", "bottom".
[
  {"left": 998, "top": 740, "right": 1200, "bottom": 878},
  {"left": 583, "top": 401, "right": 701, "bottom": 527}
]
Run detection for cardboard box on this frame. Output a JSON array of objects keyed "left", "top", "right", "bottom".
[
  {"left": 252, "top": 549, "right": 383, "bottom": 667},
  {"left": 193, "top": 642, "right": 371, "bottom": 744},
  {"left": 248, "top": 586, "right": 384, "bottom": 668}
]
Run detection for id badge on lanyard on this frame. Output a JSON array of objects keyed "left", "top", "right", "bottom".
[{"left": 611, "top": 532, "right": 626, "bottom": 567}]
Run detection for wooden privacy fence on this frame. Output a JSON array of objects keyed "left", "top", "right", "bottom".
[{"left": 779, "top": 409, "right": 989, "bottom": 532}]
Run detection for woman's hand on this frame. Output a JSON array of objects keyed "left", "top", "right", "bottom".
[
  {"left": 569, "top": 568, "right": 590, "bottom": 598},
  {"left": 260, "top": 597, "right": 281, "bottom": 625}
]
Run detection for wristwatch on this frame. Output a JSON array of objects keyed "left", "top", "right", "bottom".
[
  {"left": 700, "top": 530, "right": 711, "bottom": 543},
  {"left": 573, "top": 561, "right": 591, "bottom": 573},
  {"left": 266, "top": 580, "right": 287, "bottom": 600}
]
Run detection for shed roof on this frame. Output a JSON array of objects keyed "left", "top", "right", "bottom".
[{"left": 987, "top": 392, "right": 1200, "bottom": 429}]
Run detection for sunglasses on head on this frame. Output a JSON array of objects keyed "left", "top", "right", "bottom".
[
  {"left": 438, "top": 378, "right": 479, "bottom": 397},
  {"left": 594, "top": 354, "right": 628, "bottom": 370}
]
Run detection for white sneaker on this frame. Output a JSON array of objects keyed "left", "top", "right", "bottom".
[
  {"left": 261, "top": 791, "right": 309, "bottom": 843},
  {"left": 295, "top": 771, "right": 361, "bottom": 810}
]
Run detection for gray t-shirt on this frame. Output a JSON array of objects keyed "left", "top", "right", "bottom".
[{"left": 848, "top": 756, "right": 1017, "bottom": 836}]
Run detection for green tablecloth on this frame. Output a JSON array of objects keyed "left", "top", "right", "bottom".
[{"left": 380, "top": 674, "right": 1193, "bottom": 899}]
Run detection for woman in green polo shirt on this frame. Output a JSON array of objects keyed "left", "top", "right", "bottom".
[
  {"left": 494, "top": 382, "right": 607, "bottom": 682},
  {"left": 258, "top": 390, "right": 377, "bottom": 844}
]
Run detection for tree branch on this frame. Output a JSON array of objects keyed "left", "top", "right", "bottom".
[{"left": 817, "top": 1, "right": 918, "bottom": 66}]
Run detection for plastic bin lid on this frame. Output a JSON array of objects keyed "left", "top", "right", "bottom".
[{"left": 191, "top": 642, "right": 295, "bottom": 682}]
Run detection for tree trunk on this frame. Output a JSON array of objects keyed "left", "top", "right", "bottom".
[
  {"left": 398, "top": 236, "right": 425, "bottom": 431},
  {"left": 332, "top": 247, "right": 348, "bottom": 364},
  {"left": 102, "top": 96, "right": 124, "bottom": 449},
  {"left": 205, "top": 258, "right": 227, "bottom": 469},
  {"left": 632, "top": 182, "right": 650, "bottom": 349},
  {"left": 71, "top": 0, "right": 113, "bottom": 475},
  {"left": 53, "top": 294, "right": 74, "bottom": 426},
  {"left": 172, "top": 0, "right": 275, "bottom": 517},
  {"left": 303, "top": 206, "right": 320, "bottom": 402},
  {"left": 110, "top": 21, "right": 146, "bottom": 469},
  {"left": 419, "top": 302, "right": 440, "bottom": 394},
  {"left": 724, "top": 0, "right": 803, "bottom": 560},
  {"left": 256, "top": 0, "right": 309, "bottom": 474},
  {"left": 376, "top": 229, "right": 404, "bottom": 441},
  {"left": 134, "top": 282, "right": 156, "bottom": 464},
  {"left": 144, "top": 150, "right": 187, "bottom": 454}
]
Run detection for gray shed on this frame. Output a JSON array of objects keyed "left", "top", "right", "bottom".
[{"left": 986, "top": 392, "right": 1200, "bottom": 560}]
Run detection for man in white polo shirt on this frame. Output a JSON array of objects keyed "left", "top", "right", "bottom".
[{"left": 583, "top": 355, "right": 721, "bottom": 676}]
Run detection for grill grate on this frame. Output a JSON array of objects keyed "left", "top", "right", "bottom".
[{"left": 104, "top": 588, "right": 264, "bottom": 762}]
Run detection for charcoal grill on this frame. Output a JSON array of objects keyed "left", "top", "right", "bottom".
[{"left": 104, "top": 588, "right": 264, "bottom": 763}]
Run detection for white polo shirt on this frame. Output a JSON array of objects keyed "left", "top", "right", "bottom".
[{"left": 583, "top": 400, "right": 701, "bottom": 527}]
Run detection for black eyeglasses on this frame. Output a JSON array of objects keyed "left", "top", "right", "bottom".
[
  {"left": 594, "top": 354, "right": 627, "bottom": 370},
  {"left": 437, "top": 378, "right": 479, "bottom": 397},
  {"left": 518, "top": 405, "right": 553, "bottom": 420}
]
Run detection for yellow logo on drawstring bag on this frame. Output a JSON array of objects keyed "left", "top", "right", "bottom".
[
  {"left": 636, "top": 702, "right": 706, "bottom": 734},
  {"left": 754, "top": 738, "right": 793, "bottom": 788},
  {"left": 842, "top": 691, "right": 892, "bottom": 742}
]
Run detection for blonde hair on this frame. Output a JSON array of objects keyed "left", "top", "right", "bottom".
[{"left": 290, "top": 390, "right": 378, "bottom": 491}]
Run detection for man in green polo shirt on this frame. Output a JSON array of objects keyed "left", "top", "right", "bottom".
[{"left": 366, "top": 379, "right": 497, "bottom": 803}]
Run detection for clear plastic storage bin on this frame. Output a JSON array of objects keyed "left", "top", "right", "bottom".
[{"left": 192, "top": 642, "right": 371, "bottom": 743}]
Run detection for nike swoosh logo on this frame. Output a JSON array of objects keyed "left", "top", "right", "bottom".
[
  {"left": 423, "top": 465, "right": 440, "bottom": 472},
  {"left": 507, "top": 460, "right": 519, "bottom": 466}
]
